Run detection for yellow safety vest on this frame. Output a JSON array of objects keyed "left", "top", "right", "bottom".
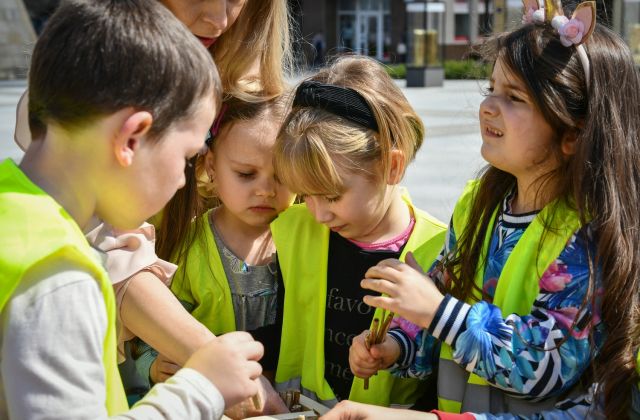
[
  {"left": 170, "top": 209, "right": 237, "bottom": 334},
  {"left": 0, "top": 159, "right": 128, "bottom": 415},
  {"left": 272, "top": 194, "right": 446, "bottom": 407},
  {"left": 636, "top": 350, "right": 640, "bottom": 391},
  {"left": 438, "top": 180, "right": 583, "bottom": 413}
]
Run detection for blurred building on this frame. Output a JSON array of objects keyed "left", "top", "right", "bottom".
[
  {"left": 0, "top": 0, "right": 36, "bottom": 79},
  {"left": 292, "top": 0, "right": 640, "bottom": 67}
]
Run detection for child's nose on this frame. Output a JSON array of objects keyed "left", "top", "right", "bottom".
[
  {"left": 480, "top": 96, "right": 499, "bottom": 117},
  {"left": 306, "top": 198, "right": 333, "bottom": 224},
  {"left": 313, "top": 206, "right": 333, "bottom": 224},
  {"left": 202, "top": 2, "right": 228, "bottom": 34},
  {"left": 256, "top": 178, "right": 276, "bottom": 197}
]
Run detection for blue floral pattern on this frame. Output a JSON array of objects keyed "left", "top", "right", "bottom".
[{"left": 392, "top": 195, "right": 604, "bottom": 400}]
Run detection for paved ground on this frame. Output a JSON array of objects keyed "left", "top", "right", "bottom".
[{"left": 0, "top": 78, "right": 488, "bottom": 223}]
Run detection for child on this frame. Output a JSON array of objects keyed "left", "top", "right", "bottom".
[
  {"left": 0, "top": 0, "right": 264, "bottom": 417},
  {"left": 134, "top": 97, "right": 294, "bottom": 416},
  {"left": 12, "top": 0, "right": 295, "bottom": 413},
  {"left": 348, "top": 0, "right": 640, "bottom": 418},
  {"left": 271, "top": 55, "right": 447, "bottom": 408}
]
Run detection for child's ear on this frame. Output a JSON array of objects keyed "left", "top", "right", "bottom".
[
  {"left": 561, "top": 131, "right": 579, "bottom": 156},
  {"left": 387, "top": 149, "right": 406, "bottom": 185},
  {"left": 113, "top": 110, "right": 153, "bottom": 167},
  {"left": 204, "top": 148, "right": 216, "bottom": 184}
]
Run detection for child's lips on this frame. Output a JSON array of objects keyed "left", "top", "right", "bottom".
[
  {"left": 196, "top": 36, "right": 216, "bottom": 48},
  {"left": 483, "top": 122, "right": 504, "bottom": 137},
  {"left": 329, "top": 224, "right": 346, "bottom": 232},
  {"left": 249, "top": 206, "right": 275, "bottom": 213}
]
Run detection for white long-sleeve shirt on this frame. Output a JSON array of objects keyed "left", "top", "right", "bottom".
[{"left": 0, "top": 260, "right": 224, "bottom": 419}]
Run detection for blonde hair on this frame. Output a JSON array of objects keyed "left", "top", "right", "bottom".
[
  {"left": 274, "top": 55, "right": 424, "bottom": 196},
  {"left": 212, "top": 0, "right": 293, "bottom": 101},
  {"left": 158, "top": 94, "right": 290, "bottom": 263},
  {"left": 196, "top": 95, "right": 291, "bottom": 203}
]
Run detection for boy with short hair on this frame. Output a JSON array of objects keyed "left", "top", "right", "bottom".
[{"left": 0, "top": 0, "right": 263, "bottom": 418}]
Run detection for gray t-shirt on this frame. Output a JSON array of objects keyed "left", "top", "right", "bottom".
[{"left": 210, "top": 220, "right": 278, "bottom": 332}]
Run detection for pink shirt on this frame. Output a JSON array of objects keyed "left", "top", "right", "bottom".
[{"left": 85, "top": 222, "right": 177, "bottom": 361}]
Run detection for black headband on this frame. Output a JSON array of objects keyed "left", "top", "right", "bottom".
[{"left": 293, "top": 80, "right": 379, "bottom": 132}]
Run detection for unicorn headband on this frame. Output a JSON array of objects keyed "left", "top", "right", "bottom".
[{"left": 522, "top": 0, "right": 596, "bottom": 87}]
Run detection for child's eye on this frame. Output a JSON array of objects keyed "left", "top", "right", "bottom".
[
  {"left": 325, "top": 196, "right": 341, "bottom": 203},
  {"left": 237, "top": 171, "right": 255, "bottom": 179},
  {"left": 509, "top": 94, "right": 524, "bottom": 103}
]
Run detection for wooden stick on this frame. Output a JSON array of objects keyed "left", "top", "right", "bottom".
[
  {"left": 251, "top": 392, "right": 261, "bottom": 410},
  {"left": 377, "top": 312, "right": 394, "bottom": 343},
  {"left": 363, "top": 318, "right": 379, "bottom": 390},
  {"left": 362, "top": 312, "right": 396, "bottom": 390}
]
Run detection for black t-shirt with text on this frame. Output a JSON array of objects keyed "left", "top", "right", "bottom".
[{"left": 323, "top": 231, "right": 403, "bottom": 400}]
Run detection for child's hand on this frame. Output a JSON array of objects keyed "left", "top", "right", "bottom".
[
  {"left": 258, "top": 375, "right": 289, "bottom": 414},
  {"left": 320, "top": 400, "right": 438, "bottom": 420},
  {"left": 348, "top": 331, "right": 400, "bottom": 378},
  {"left": 224, "top": 375, "right": 289, "bottom": 419},
  {"left": 150, "top": 353, "right": 180, "bottom": 383},
  {"left": 361, "top": 253, "right": 444, "bottom": 329},
  {"left": 184, "top": 331, "right": 263, "bottom": 408}
]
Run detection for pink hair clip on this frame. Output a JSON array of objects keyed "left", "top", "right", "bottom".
[
  {"left": 522, "top": 1, "right": 545, "bottom": 24},
  {"left": 521, "top": 0, "right": 596, "bottom": 87}
]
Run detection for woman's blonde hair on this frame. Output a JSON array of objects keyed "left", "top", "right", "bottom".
[
  {"left": 212, "top": 0, "right": 293, "bottom": 101},
  {"left": 274, "top": 55, "right": 424, "bottom": 196}
]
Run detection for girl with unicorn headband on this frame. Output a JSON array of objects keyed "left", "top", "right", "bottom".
[{"left": 340, "top": 0, "right": 640, "bottom": 418}]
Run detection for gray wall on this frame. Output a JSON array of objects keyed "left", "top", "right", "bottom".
[{"left": 0, "top": 0, "right": 36, "bottom": 79}]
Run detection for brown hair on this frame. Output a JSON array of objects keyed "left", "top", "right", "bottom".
[
  {"left": 156, "top": 95, "right": 290, "bottom": 265},
  {"left": 211, "top": 0, "right": 293, "bottom": 101},
  {"left": 274, "top": 55, "right": 424, "bottom": 197},
  {"left": 28, "top": 0, "right": 221, "bottom": 141},
  {"left": 447, "top": 24, "right": 640, "bottom": 418}
]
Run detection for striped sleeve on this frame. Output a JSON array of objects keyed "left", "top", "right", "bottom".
[
  {"left": 387, "top": 328, "right": 417, "bottom": 369},
  {"left": 427, "top": 294, "right": 472, "bottom": 346}
]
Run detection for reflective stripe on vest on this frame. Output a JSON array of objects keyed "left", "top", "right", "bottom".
[
  {"left": 438, "top": 180, "right": 582, "bottom": 413},
  {"left": 0, "top": 159, "right": 128, "bottom": 415},
  {"left": 276, "top": 377, "right": 339, "bottom": 407},
  {"left": 170, "top": 209, "right": 236, "bottom": 334},
  {"left": 272, "top": 192, "right": 446, "bottom": 407}
]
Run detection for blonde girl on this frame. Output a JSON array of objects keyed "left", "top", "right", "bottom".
[
  {"left": 134, "top": 97, "right": 295, "bottom": 417},
  {"left": 270, "top": 55, "right": 447, "bottom": 408}
]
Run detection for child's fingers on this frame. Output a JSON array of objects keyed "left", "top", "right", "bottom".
[
  {"left": 364, "top": 264, "right": 401, "bottom": 282},
  {"left": 362, "top": 295, "right": 395, "bottom": 312},
  {"left": 239, "top": 340, "right": 265, "bottom": 362},
  {"left": 349, "top": 338, "right": 377, "bottom": 365},
  {"left": 369, "top": 343, "right": 391, "bottom": 360},
  {"left": 360, "top": 278, "right": 396, "bottom": 296},
  {"left": 226, "top": 330, "right": 257, "bottom": 343},
  {"left": 350, "top": 364, "right": 380, "bottom": 379},
  {"left": 244, "top": 360, "right": 263, "bottom": 380},
  {"left": 405, "top": 252, "right": 426, "bottom": 275},
  {"left": 364, "top": 262, "right": 411, "bottom": 285},
  {"left": 373, "top": 258, "right": 404, "bottom": 269}
]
